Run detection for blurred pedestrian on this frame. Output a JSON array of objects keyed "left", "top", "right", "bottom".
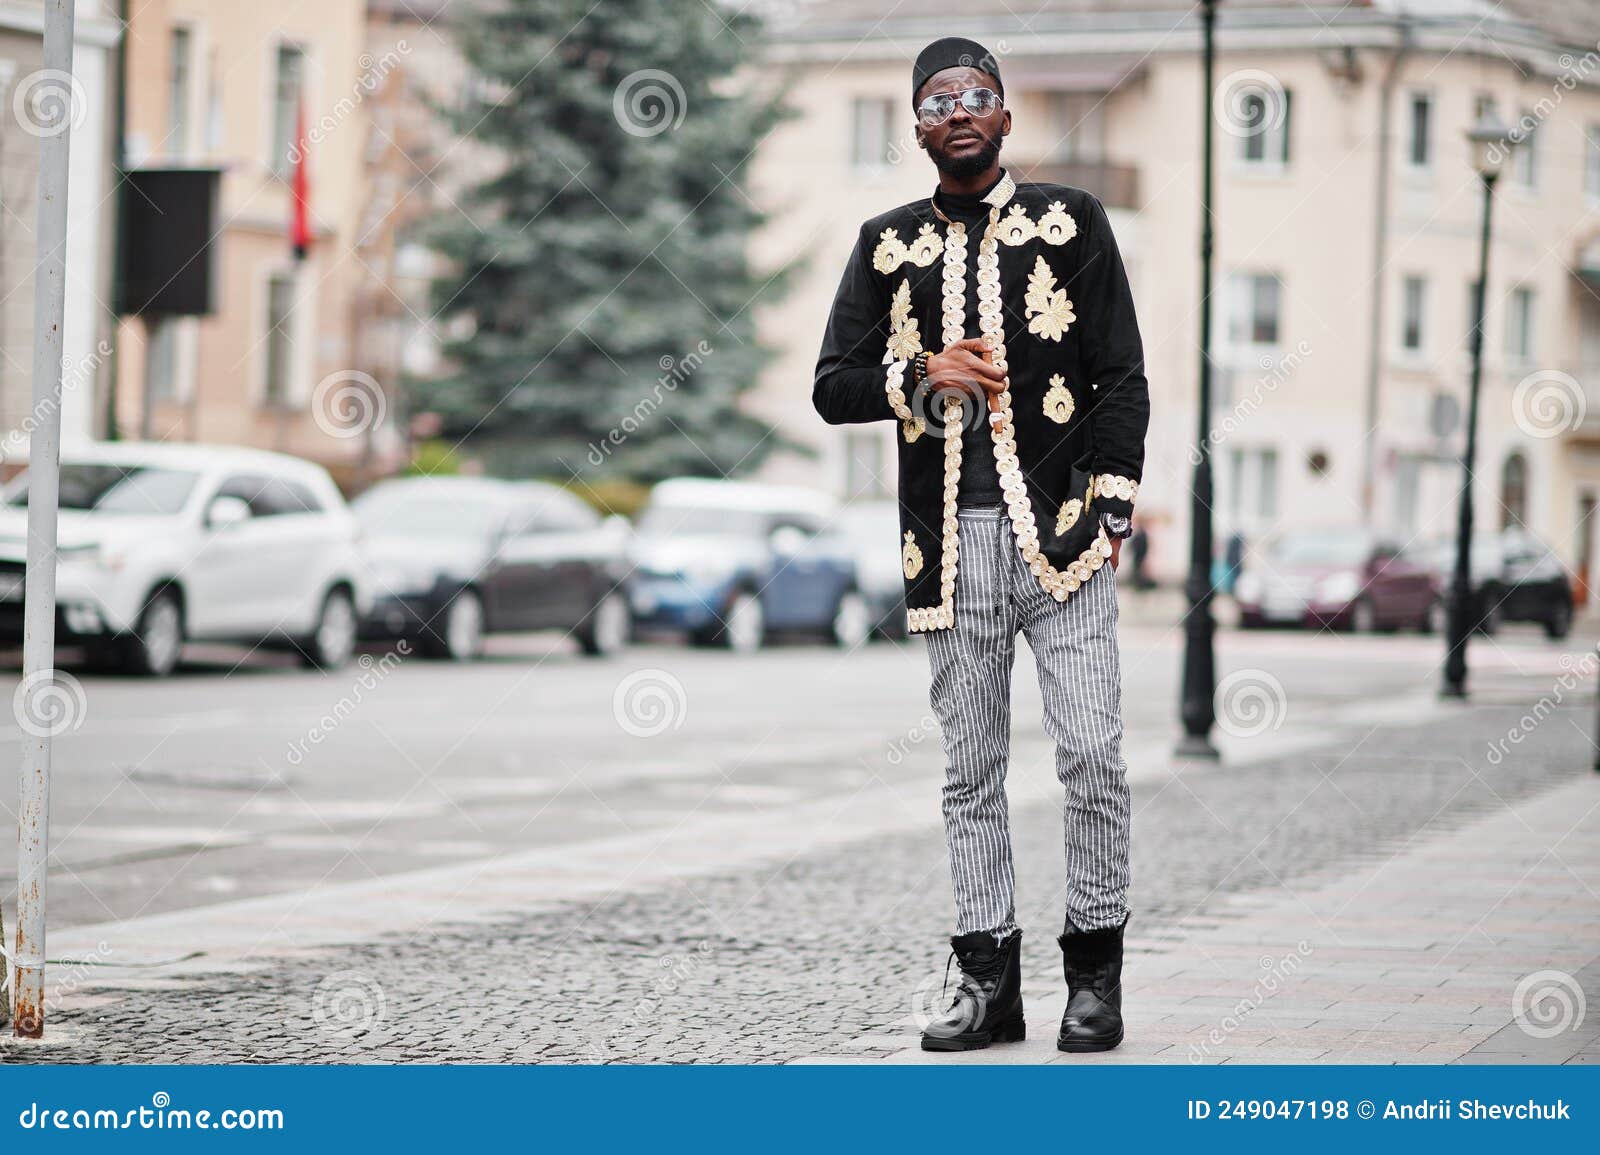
[{"left": 813, "top": 36, "right": 1149, "bottom": 1055}]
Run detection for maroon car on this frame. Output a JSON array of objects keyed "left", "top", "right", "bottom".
[{"left": 1233, "top": 528, "right": 1437, "bottom": 632}]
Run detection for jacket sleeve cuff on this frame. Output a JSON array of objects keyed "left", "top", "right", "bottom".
[{"left": 1089, "top": 472, "right": 1139, "bottom": 521}]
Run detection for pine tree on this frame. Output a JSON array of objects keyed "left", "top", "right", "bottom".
[{"left": 414, "top": 0, "right": 797, "bottom": 485}]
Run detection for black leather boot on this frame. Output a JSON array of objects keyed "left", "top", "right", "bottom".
[
  {"left": 920, "top": 928, "right": 1025, "bottom": 1052},
  {"left": 1056, "top": 918, "right": 1125, "bottom": 1052}
]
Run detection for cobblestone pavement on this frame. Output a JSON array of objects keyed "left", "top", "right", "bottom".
[{"left": 4, "top": 690, "right": 1594, "bottom": 1064}]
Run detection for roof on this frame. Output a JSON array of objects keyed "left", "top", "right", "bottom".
[{"left": 47, "top": 440, "right": 332, "bottom": 476}]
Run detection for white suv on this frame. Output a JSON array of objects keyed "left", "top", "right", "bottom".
[{"left": 0, "top": 442, "right": 373, "bottom": 676}]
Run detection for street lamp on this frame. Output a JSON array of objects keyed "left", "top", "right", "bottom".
[
  {"left": 1442, "top": 109, "right": 1514, "bottom": 698},
  {"left": 1178, "top": 0, "right": 1220, "bottom": 758}
]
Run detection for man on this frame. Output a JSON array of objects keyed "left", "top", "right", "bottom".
[{"left": 812, "top": 37, "right": 1148, "bottom": 1053}]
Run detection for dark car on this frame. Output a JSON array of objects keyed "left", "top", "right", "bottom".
[
  {"left": 1422, "top": 529, "right": 1575, "bottom": 639},
  {"left": 1232, "top": 527, "right": 1436, "bottom": 632},
  {"left": 834, "top": 501, "right": 908, "bottom": 640},
  {"left": 353, "top": 476, "right": 633, "bottom": 660}
]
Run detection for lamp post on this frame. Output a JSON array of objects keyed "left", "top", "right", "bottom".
[
  {"left": 1178, "top": 0, "right": 1220, "bottom": 758},
  {"left": 1442, "top": 111, "right": 1514, "bottom": 699}
]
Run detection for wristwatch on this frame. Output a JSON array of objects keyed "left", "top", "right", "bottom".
[{"left": 1100, "top": 511, "right": 1133, "bottom": 539}]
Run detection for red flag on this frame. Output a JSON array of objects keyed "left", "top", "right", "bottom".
[{"left": 290, "top": 96, "right": 312, "bottom": 260}]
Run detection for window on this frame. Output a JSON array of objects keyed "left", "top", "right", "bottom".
[
  {"left": 146, "top": 317, "right": 178, "bottom": 403},
  {"left": 214, "top": 474, "right": 278, "bottom": 517},
  {"left": 1400, "top": 275, "right": 1427, "bottom": 353},
  {"left": 1512, "top": 109, "right": 1537, "bottom": 189},
  {"left": 262, "top": 272, "right": 296, "bottom": 406},
  {"left": 264, "top": 477, "right": 324, "bottom": 514},
  {"left": 1406, "top": 92, "right": 1431, "bottom": 167},
  {"left": 1239, "top": 87, "right": 1291, "bottom": 167},
  {"left": 270, "top": 43, "right": 305, "bottom": 179},
  {"left": 850, "top": 97, "right": 894, "bottom": 172},
  {"left": 1226, "top": 446, "right": 1279, "bottom": 523},
  {"left": 168, "top": 25, "right": 193, "bottom": 156},
  {"left": 1500, "top": 452, "right": 1528, "bottom": 528},
  {"left": 1046, "top": 91, "right": 1107, "bottom": 162},
  {"left": 1225, "top": 272, "right": 1283, "bottom": 349},
  {"left": 1505, "top": 286, "right": 1536, "bottom": 363},
  {"left": 517, "top": 486, "right": 597, "bottom": 533},
  {"left": 1587, "top": 124, "right": 1600, "bottom": 200}
]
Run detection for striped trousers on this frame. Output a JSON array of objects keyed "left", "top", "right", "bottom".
[{"left": 923, "top": 501, "right": 1131, "bottom": 937}]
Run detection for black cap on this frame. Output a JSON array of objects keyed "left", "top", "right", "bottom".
[{"left": 912, "top": 37, "right": 1004, "bottom": 107}]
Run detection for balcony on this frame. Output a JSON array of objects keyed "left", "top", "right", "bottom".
[{"left": 1020, "top": 160, "right": 1140, "bottom": 211}]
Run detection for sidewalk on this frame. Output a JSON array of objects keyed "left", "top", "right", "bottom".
[{"left": 795, "top": 773, "right": 1600, "bottom": 1064}]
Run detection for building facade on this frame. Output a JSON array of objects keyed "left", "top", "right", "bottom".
[
  {"left": 750, "top": 0, "right": 1600, "bottom": 596},
  {"left": 116, "top": 0, "right": 372, "bottom": 485},
  {"left": 0, "top": 0, "right": 122, "bottom": 469}
]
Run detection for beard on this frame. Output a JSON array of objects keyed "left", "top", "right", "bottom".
[{"left": 928, "top": 132, "right": 1002, "bottom": 179}]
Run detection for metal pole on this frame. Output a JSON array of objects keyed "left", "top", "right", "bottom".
[
  {"left": 1442, "top": 170, "right": 1495, "bottom": 699},
  {"left": 1177, "top": 0, "right": 1220, "bottom": 759},
  {"left": 14, "top": 0, "right": 77, "bottom": 1038}
]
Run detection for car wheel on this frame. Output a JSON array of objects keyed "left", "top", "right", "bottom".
[
  {"left": 720, "top": 591, "right": 764, "bottom": 654},
  {"left": 298, "top": 587, "right": 358, "bottom": 670},
  {"left": 1544, "top": 599, "right": 1574, "bottom": 640},
  {"left": 426, "top": 588, "right": 485, "bottom": 661},
  {"left": 124, "top": 588, "right": 184, "bottom": 677},
  {"left": 831, "top": 590, "right": 871, "bottom": 649},
  {"left": 1423, "top": 598, "right": 1447, "bottom": 635},
  {"left": 1350, "top": 599, "right": 1377, "bottom": 634},
  {"left": 578, "top": 590, "right": 631, "bottom": 657}
]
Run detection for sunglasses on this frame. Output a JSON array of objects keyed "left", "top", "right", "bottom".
[{"left": 916, "top": 86, "right": 1002, "bottom": 128}]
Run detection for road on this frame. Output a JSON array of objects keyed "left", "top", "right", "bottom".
[
  {"left": 0, "top": 602, "right": 1595, "bottom": 1062},
  {"left": 0, "top": 607, "right": 1590, "bottom": 930}
]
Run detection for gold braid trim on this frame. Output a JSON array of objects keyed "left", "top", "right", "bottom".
[{"left": 905, "top": 218, "right": 971, "bottom": 634}]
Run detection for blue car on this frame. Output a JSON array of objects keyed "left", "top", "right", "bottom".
[{"left": 628, "top": 479, "right": 869, "bottom": 652}]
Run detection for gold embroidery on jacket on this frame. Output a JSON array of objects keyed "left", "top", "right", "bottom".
[
  {"left": 1056, "top": 498, "right": 1082, "bottom": 535},
  {"left": 1037, "top": 201, "right": 1078, "bottom": 245},
  {"left": 873, "top": 223, "right": 944, "bottom": 274},
  {"left": 887, "top": 279, "right": 921, "bottom": 361},
  {"left": 1024, "top": 256, "right": 1076, "bottom": 342},
  {"left": 996, "top": 200, "right": 1078, "bottom": 247},
  {"left": 901, "top": 531, "right": 924, "bottom": 580},
  {"left": 1042, "top": 373, "right": 1075, "bottom": 423}
]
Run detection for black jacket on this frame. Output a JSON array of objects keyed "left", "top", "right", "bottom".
[{"left": 812, "top": 168, "right": 1149, "bottom": 632}]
